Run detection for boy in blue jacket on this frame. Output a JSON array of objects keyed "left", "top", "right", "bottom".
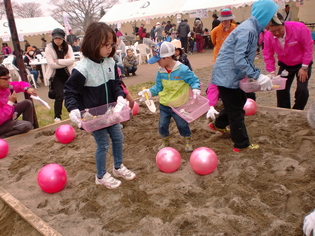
[{"left": 138, "top": 41, "right": 200, "bottom": 152}]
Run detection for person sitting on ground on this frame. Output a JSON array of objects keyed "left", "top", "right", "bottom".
[
  {"left": 123, "top": 49, "right": 138, "bottom": 77},
  {"left": 0, "top": 65, "right": 37, "bottom": 138},
  {"left": 161, "top": 30, "right": 172, "bottom": 42},
  {"left": 23, "top": 47, "right": 40, "bottom": 87},
  {"left": 171, "top": 39, "right": 193, "bottom": 71}
]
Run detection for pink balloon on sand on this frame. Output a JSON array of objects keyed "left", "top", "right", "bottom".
[
  {"left": 190, "top": 147, "right": 218, "bottom": 175},
  {"left": 244, "top": 98, "right": 257, "bottom": 116},
  {"left": 0, "top": 139, "right": 9, "bottom": 159},
  {"left": 156, "top": 147, "right": 181, "bottom": 173},
  {"left": 55, "top": 124, "right": 76, "bottom": 144},
  {"left": 37, "top": 163, "right": 67, "bottom": 193}
]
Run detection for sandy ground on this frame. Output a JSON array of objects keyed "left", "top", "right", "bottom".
[{"left": 2, "top": 50, "right": 315, "bottom": 235}]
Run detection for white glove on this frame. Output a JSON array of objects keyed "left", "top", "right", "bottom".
[
  {"left": 192, "top": 89, "right": 201, "bottom": 99},
  {"left": 114, "top": 96, "right": 127, "bottom": 113},
  {"left": 257, "top": 74, "right": 272, "bottom": 91},
  {"left": 303, "top": 210, "right": 315, "bottom": 236},
  {"left": 138, "top": 89, "right": 152, "bottom": 102},
  {"left": 206, "top": 106, "right": 219, "bottom": 120},
  {"left": 69, "top": 109, "right": 82, "bottom": 128}
]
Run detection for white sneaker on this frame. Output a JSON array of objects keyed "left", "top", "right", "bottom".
[
  {"left": 54, "top": 118, "right": 61, "bottom": 123},
  {"left": 95, "top": 172, "right": 121, "bottom": 189},
  {"left": 113, "top": 164, "right": 136, "bottom": 180}
]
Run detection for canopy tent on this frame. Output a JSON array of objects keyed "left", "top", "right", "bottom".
[
  {"left": 100, "top": 0, "right": 187, "bottom": 24},
  {"left": 0, "top": 17, "right": 64, "bottom": 41},
  {"left": 178, "top": 0, "right": 259, "bottom": 13}
]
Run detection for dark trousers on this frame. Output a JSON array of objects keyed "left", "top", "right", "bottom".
[
  {"left": 215, "top": 86, "right": 250, "bottom": 149},
  {"left": 180, "top": 37, "right": 188, "bottom": 53},
  {"left": 53, "top": 75, "right": 68, "bottom": 119},
  {"left": 0, "top": 100, "right": 33, "bottom": 138},
  {"left": 277, "top": 61, "right": 313, "bottom": 110},
  {"left": 126, "top": 66, "right": 137, "bottom": 75}
]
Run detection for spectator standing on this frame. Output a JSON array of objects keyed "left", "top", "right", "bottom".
[
  {"left": 1, "top": 43, "right": 12, "bottom": 58},
  {"left": 193, "top": 17, "right": 204, "bottom": 53},
  {"left": 210, "top": 9, "right": 236, "bottom": 62},
  {"left": 0, "top": 65, "right": 37, "bottom": 138},
  {"left": 115, "top": 28, "right": 124, "bottom": 39},
  {"left": 150, "top": 26, "right": 156, "bottom": 41},
  {"left": 66, "top": 29, "right": 77, "bottom": 46},
  {"left": 24, "top": 40, "right": 30, "bottom": 52},
  {"left": 123, "top": 49, "right": 138, "bottom": 77},
  {"left": 164, "top": 21, "right": 172, "bottom": 33},
  {"left": 41, "top": 38, "right": 47, "bottom": 51},
  {"left": 177, "top": 19, "right": 190, "bottom": 53},
  {"left": 263, "top": 14, "right": 313, "bottom": 110},
  {"left": 212, "top": 13, "right": 221, "bottom": 30},
  {"left": 138, "top": 23, "right": 145, "bottom": 40},
  {"left": 281, "top": 4, "right": 292, "bottom": 21},
  {"left": 188, "top": 32, "right": 195, "bottom": 54},
  {"left": 45, "top": 28, "right": 75, "bottom": 123},
  {"left": 71, "top": 41, "right": 80, "bottom": 52},
  {"left": 116, "top": 37, "right": 126, "bottom": 60},
  {"left": 155, "top": 22, "right": 166, "bottom": 42}
]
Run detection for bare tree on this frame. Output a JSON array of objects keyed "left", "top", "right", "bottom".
[
  {"left": 14, "top": 2, "right": 43, "bottom": 18},
  {"left": 0, "top": 1, "right": 20, "bottom": 20},
  {"left": 50, "top": 0, "right": 118, "bottom": 33}
]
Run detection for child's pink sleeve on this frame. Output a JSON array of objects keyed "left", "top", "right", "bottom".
[
  {"left": 206, "top": 84, "right": 219, "bottom": 107},
  {"left": 121, "top": 83, "right": 129, "bottom": 95}
]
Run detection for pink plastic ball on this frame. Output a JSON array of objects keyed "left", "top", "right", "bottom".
[
  {"left": 156, "top": 147, "right": 181, "bottom": 173},
  {"left": 190, "top": 147, "right": 218, "bottom": 175},
  {"left": 55, "top": 124, "right": 76, "bottom": 144},
  {"left": 0, "top": 139, "right": 9, "bottom": 159},
  {"left": 243, "top": 98, "right": 257, "bottom": 116},
  {"left": 37, "top": 163, "right": 67, "bottom": 193},
  {"left": 132, "top": 101, "right": 139, "bottom": 116}
]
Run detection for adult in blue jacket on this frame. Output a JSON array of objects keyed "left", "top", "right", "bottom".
[{"left": 209, "top": 0, "right": 278, "bottom": 152}]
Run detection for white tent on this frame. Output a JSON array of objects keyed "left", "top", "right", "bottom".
[
  {"left": 179, "top": 0, "right": 259, "bottom": 13},
  {"left": 0, "top": 16, "right": 64, "bottom": 41},
  {"left": 100, "top": 0, "right": 187, "bottom": 24}
]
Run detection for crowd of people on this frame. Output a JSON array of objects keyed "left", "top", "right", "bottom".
[{"left": 1, "top": 2, "right": 315, "bottom": 224}]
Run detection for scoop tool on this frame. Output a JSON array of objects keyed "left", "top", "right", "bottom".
[{"left": 142, "top": 87, "right": 156, "bottom": 113}]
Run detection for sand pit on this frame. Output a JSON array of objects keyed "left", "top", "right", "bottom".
[{"left": 1, "top": 102, "right": 315, "bottom": 236}]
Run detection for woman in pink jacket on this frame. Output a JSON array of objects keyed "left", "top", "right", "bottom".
[{"left": 263, "top": 15, "right": 313, "bottom": 110}]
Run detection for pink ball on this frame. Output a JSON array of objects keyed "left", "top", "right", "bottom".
[
  {"left": 37, "top": 163, "right": 67, "bottom": 193},
  {"left": 132, "top": 101, "right": 139, "bottom": 116},
  {"left": 55, "top": 124, "right": 76, "bottom": 144},
  {"left": 190, "top": 147, "right": 218, "bottom": 175},
  {"left": 243, "top": 98, "right": 257, "bottom": 116},
  {"left": 0, "top": 139, "right": 9, "bottom": 159},
  {"left": 156, "top": 147, "right": 181, "bottom": 173}
]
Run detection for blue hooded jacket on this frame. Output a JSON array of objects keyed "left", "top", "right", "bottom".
[{"left": 211, "top": 0, "right": 278, "bottom": 89}]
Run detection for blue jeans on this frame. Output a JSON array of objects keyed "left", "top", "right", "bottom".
[
  {"left": 30, "top": 70, "right": 38, "bottom": 83},
  {"left": 92, "top": 124, "right": 124, "bottom": 179},
  {"left": 159, "top": 104, "right": 191, "bottom": 137}
]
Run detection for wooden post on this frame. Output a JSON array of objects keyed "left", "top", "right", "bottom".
[{"left": 3, "top": 0, "right": 39, "bottom": 128}]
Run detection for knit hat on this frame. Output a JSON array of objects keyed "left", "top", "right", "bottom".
[
  {"left": 148, "top": 41, "right": 175, "bottom": 64},
  {"left": 51, "top": 28, "right": 65, "bottom": 40},
  {"left": 218, "top": 9, "right": 235, "bottom": 21}
]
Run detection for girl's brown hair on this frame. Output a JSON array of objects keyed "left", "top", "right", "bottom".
[{"left": 81, "top": 22, "right": 117, "bottom": 60}]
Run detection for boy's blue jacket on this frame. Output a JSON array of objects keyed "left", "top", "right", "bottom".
[
  {"left": 149, "top": 61, "right": 200, "bottom": 106},
  {"left": 211, "top": 0, "right": 278, "bottom": 89},
  {"left": 64, "top": 57, "right": 125, "bottom": 112}
]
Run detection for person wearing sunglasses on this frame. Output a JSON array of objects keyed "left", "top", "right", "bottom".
[{"left": 0, "top": 65, "right": 37, "bottom": 138}]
